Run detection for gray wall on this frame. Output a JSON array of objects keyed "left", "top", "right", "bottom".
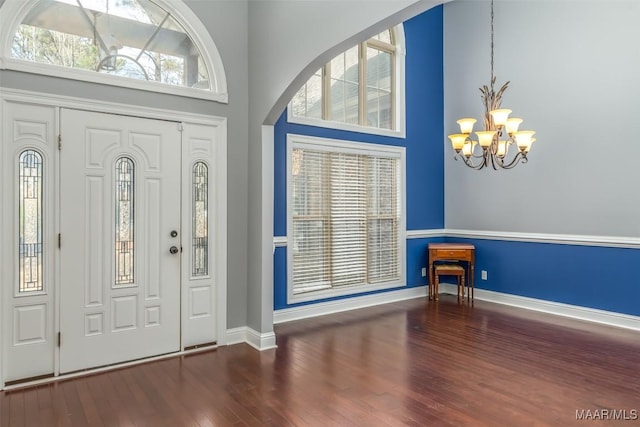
[{"left": 444, "top": 0, "right": 640, "bottom": 237}]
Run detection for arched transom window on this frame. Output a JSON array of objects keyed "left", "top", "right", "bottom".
[
  {"left": 289, "top": 26, "right": 405, "bottom": 136},
  {"left": 1, "top": 0, "right": 228, "bottom": 101}
]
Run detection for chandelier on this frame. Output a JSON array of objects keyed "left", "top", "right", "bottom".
[{"left": 448, "top": 0, "right": 536, "bottom": 170}]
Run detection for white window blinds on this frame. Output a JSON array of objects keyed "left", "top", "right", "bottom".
[{"left": 289, "top": 136, "right": 404, "bottom": 300}]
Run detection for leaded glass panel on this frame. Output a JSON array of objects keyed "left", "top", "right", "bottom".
[
  {"left": 19, "top": 150, "right": 44, "bottom": 293},
  {"left": 115, "top": 157, "right": 135, "bottom": 285},
  {"left": 192, "top": 162, "right": 208, "bottom": 276}
]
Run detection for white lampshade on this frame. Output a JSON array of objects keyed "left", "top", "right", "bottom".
[
  {"left": 475, "top": 130, "right": 497, "bottom": 148},
  {"left": 462, "top": 140, "right": 477, "bottom": 157},
  {"left": 515, "top": 131, "right": 536, "bottom": 152},
  {"left": 490, "top": 109, "right": 512, "bottom": 127},
  {"left": 496, "top": 140, "right": 508, "bottom": 158},
  {"left": 505, "top": 118, "right": 523, "bottom": 135},
  {"left": 448, "top": 134, "right": 467, "bottom": 151},
  {"left": 456, "top": 118, "right": 477, "bottom": 134},
  {"left": 517, "top": 137, "right": 536, "bottom": 152}
]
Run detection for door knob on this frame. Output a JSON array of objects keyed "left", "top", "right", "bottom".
[{"left": 169, "top": 246, "right": 179, "bottom": 254}]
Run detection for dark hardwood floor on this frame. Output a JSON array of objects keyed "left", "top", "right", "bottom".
[{"left": 2, "top": 295, "right": 640, "bottom": 426}]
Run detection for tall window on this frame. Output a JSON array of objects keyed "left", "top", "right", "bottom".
[
  {"left": 192, "top": 162, "right": 208, "bottom": 277},
  {"left": 18, "top": 150, "right": 44, "bottom": 293},
  {"left": 290, "top": 27, "right": 403, "bottom": 135},
  {"left": 115, "top": 157, "right": 135, "bottom": 286},
  {"left": 288, "top": 135, "right": 405, "bottom": 303}
]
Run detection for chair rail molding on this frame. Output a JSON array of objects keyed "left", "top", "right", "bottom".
[{"left": 445, "top": 229, "right": 640, "bottom": 249}]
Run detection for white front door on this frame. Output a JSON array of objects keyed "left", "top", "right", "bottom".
[{"left": 59, "top": 109, "right": 181, "bottom": 373}]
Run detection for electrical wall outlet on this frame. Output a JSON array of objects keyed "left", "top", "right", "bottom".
[
  {"left": 481, "top": 270, "right": 488, "bottom": 280},
  {"left": 421, "top": 267, "right": 427, "bottom": 277}
]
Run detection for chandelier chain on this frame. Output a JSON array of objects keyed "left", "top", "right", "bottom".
[{"left": 490, "top": 0, "right": 494, "bottom": 89}]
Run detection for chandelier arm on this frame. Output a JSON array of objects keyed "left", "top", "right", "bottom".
[
  {"left": 466, "top": 157, "right": 489, "bottom": 170},
  {"left": 499, "top": 152, "right": 527, "bottom": 169},
  {"left": 490, "top": 151, "right": 501, "bottom": 170},
  {"left": 455, "top": 153, "right": 488, "bottom": 170}
]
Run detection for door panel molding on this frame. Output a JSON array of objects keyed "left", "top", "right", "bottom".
[
  {"left": 0, "top": 89, "right": 227, "bottom": 388},
  {"left": 1, "top": 101, "right": 57, "bottom": 384}
]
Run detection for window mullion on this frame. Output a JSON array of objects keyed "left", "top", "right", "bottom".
[
  {"left": 323, "top": 64, "right": 331, "bottom": 121},
  {"left": 391, "top": 47, "right": 397, "bottom": 131},
  {"left": 359, "top": 42, "right": 366, "bottom": 126},
  {"left": 367, "top": 38, "right": 395, "bottom": 52}
]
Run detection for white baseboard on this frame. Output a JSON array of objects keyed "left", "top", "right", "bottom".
[
  {"left": 273, "top": 286, "right": 428, "bottom": 324},
  {"left": 225, "top": 327, "right": 249, "bottom": 345},
  {"left": 439, "top": 283, "right": 640, "bottom": 331},
  {"left": 241, "top": 282, "right": 640, "bottom": 353},
  {"left": 226, "top": 327, "right": 277, "bottom": 351},
  {"left": 246, "top": 328, "right": 277, "bottom": 350}
]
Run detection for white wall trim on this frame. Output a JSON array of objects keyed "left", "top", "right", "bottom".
[
  {"left": 247, "top": 328, "right": 277, "bottom": 351},
  {"left": 280, "top": 227, "right": 640, "bottom": 247},
  {"left": 225, "top": 327, "right": 249, "bottom": 346},
  {"left": 438, "top": 283, "right": 640, "bottom": 332},
  {"left": 445, "top": 228, "right": 640, "bottom": 249},
  {"left": 261, "top": 125, "right": 276, "bottom": 336},
  {"left": 0, "top": 88, "right": 224, "bottom": 126},
  {"left": 273, "top": 236, "right": 288, "bottom": 247},
  {"left": 400, "top": 228, "right": 640, "bottom": 249},
  {"left": 274, "top": 286, "right": 427, "bottom": 324},
  {"left": 226, "top": 327, "right": 277, "bottom": 351},
  {"left": 406, "top": 229, "right": 445, "bottom": 239}
]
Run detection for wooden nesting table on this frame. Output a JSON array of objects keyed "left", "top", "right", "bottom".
[{"left": 428, "top": 243, "right": 475, "bottom": 301}]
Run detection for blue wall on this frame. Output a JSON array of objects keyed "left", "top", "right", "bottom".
[
  {"left": 273, "top": 6, "right": 445, "bottom": 310},
  {"left": 273, "top": 4, "right": 640, "bottom": 319},
  {"left": 446, "top": 238, "right": 640, "bottom": 317}
]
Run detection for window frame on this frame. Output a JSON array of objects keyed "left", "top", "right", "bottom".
[
  {"left": 114, "top": 156, "right": 136, "bottom": 287},
  {"left": 287, "top": 25, "right": 406, "bottom": 138},
  {"left": 17, "top": 148, "right": 45, "bottom": 295},
  {"left": 191, "top": 160, "right": 209, "bottom": 278},
  {"left": 286, "top": 133, "right": 406, "bottom": 305},
  {"left": 0, "top": 0, "right": 228, "bottom": 103}
]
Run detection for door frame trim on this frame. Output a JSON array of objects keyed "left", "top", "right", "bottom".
[{"left": 0, "top": 88, "right": 228, "bottom": 388}]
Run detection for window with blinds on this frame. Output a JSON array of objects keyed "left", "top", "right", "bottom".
[{"left": 288, "top": 134, "right": 405, "bottom": 303}]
